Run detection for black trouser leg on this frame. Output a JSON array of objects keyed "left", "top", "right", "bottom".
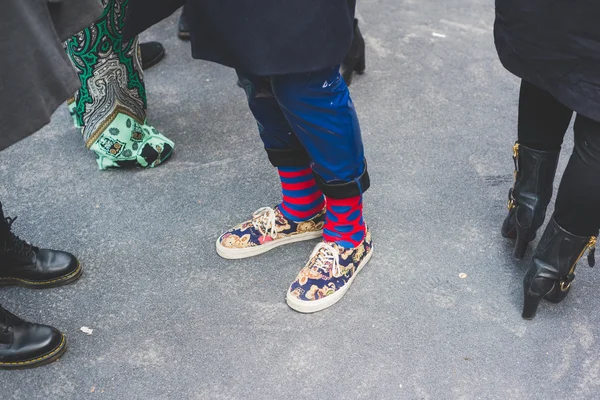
[
  {"left": 554, "top": 115, "right": 600, "bottom": 236},
  {"left": 518, "top": 80, "right": 573, "bottom": 151}
]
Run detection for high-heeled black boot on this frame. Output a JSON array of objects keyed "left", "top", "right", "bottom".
[
  {"left": 501, "top": 142, "right": 560, "bottom": 259},
  {"left": 522, "top": 217, "right": 596, "bottom": 320},
  {"left": 341, "top": 18, "right": 366, "bottom": 86}
]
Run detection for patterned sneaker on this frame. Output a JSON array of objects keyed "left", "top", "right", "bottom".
[
  {"left": 216, "top": 206, "right": 325, "bottom": 259},
  {"left": 286, "top": 227, "right": 373, "bottom": 313}
]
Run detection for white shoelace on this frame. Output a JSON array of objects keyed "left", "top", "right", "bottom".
[
  {"left": 251, "top": 207, "right": 278, "bottom": 238},
  {"left": 308, "top": 242, "right": 341, "bottom": 278}
]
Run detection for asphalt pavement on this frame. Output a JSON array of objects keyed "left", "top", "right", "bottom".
[{"left": 2, "top": 1, "right": 599, "bottom": 399}]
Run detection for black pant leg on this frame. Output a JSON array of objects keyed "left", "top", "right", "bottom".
[
  {"left": 518, "top": 80, "right": 573, "bottom": 151},
  {"left": 554, "top": 114, "right": 600, "bottom": 236}
]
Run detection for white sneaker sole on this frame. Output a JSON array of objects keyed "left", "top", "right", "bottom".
[
  {"left": 285, "top": 245, "right": 374, "bottom": 313},
  {"left": 216, "top": 230, "right": 323, "bottom": 260}
]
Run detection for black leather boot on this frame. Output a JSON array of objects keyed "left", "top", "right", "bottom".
[
  {"left": 341, "top": 18, "right": 366, "bottom": 86},
  {"left": 140, "top": 42, "right": 166, "bottom": 70},
  {"left": 522, "top": 217, "right": 596, "bottom": 320},
  {"left": 177, "top": 5, "right": 190, "bottom": 40},
  {"left": 501, "top": 142, "right": 560, "bottom": 259},
  {"left": 0, "top": 207, "right": 82, "bottom": 288},
  {"left": 0, "top": 306, "right": 67, "bottom": 369}
]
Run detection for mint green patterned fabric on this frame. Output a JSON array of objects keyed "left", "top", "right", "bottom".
[{"left": 65, "top": 0, "right": 173, "bottom": 169}]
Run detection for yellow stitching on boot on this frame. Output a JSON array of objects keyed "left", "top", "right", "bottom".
[
  {"left": 0, "top": 335, "right": 66, "bottom": 366},
  {"left": 0, "top": 263, "right": 81, "bottom": 286}
]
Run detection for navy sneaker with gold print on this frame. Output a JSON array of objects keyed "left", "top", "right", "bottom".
[
  {"left": 286, "top": 227, "right": 373, "bottom": 313},
  {"left": 216, "top": 206, "right": 325, "bottom": 259}
]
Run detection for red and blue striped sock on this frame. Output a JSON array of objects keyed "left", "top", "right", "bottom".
[
  {"left": 323, "top": 195, "right": 366, "bottom": 248},
  {"left": 278, "top": 166, "right": 325, "bottom": 221}
]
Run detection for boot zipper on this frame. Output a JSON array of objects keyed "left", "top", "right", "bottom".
[
  {"left": 561, "top": 236, "right": 597, "bottom": 291},
  {"left": 512, "top": 142, "right": 520, "bottom": 173},
  {"left": 587, "top": 237, "right": 597, "bottom": 267},
  {"left": 508, "top": 143, "right": 520, "bottom": 210}
]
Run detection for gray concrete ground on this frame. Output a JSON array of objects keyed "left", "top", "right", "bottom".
[{"left": 1, "top": 1, "right": 599, "bottom": 399}]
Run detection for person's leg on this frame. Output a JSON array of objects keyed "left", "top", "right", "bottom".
[
  {"left": 215, "top": 74, "right": 325, "bottom": 260},
  {"left": 517, "top": 80, "right": 573, "bottom": 150},
  {"left": 522, "top": 114, "right": 600, "bottom": 319},
  {"left": 240, "top": 74, "right": 325, "bottom": 221},
  {"left": 554, "top": 115, "right": 600, "bottom": 236},
  {"left": 270, "top": 66, "right": 372, "bottom": 313},
  {"left": 502, "top": 80, "right": 573, "bottom": 258},
  {"left": 65, "top": 0, "right": 174, "bottom": 169},
  {"left": 271, "top": 66, "right": 369, "bottom": 247}
]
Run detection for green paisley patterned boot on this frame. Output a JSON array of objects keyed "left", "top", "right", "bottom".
[{"left": 65, "top": 0, "right": 174, "bottom": 170}]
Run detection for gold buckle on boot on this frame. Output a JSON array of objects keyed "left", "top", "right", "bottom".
[
  {"left": 560, "top": 279, "right": 573, "bottom": 292},
  {"left": 508, "top": 198, "right": 515, "bottom": 211}
]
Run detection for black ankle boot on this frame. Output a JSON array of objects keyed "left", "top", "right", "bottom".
[
  {"left": 140, "top": 42, "right": 166, "bottom": 70},
  {"left": 0, "top": 211, "right": 82, "bottom": 288},
  {"left": 178, "top": 5, "right": 190, "bottom": 40},
  {"left": 522, "top": 217, "right": 596, "bottom": 320},
  {"left": 341, "top": 18, "right": 366, "bottom": 86},
  {"left": 0, "top": 306, "right": 67, "bottom": 369},
  {"left": 501, "top": 142, "right": 560, "bottom": 259}
]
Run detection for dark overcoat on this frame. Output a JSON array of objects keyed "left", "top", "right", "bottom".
[
  {"left": 0, "top": 0, "right": 103, "bottom": 150},
  {"left": 123, "top": 0, "right": 356, "bottom": 76},
  {"left": 495, "top": 0, "right": 600, "bottom": 121}
]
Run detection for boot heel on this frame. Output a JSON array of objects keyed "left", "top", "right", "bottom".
[
  {"left": 355, "top": 52, "right": 366, "bottom": 74},
  {"left": 513, "top": 230, "right": 530, "bottom": 260},
  {"left": 522, "top": 291, "right": 542, "bottom": 320},
  {"left": 341, "top": 66, "right": 353, "bottom": 86}
]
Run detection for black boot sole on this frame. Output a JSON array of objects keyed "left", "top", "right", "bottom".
[
  {"left": 0, "top": 261, "right": 82, "bottom": 289},
  {"left": 0, "top": 334, "right": 67, "bottom": 370}
]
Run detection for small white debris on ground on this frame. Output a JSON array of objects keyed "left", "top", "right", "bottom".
[
  {"left": 459, "top": 273, "right": 468, "bottom": 279},
  {"left": 80, "top": 326, "right": 94, "bottom": 335},
  {"left": 432, "top": 32, "right": 447, "bottom": 38}
]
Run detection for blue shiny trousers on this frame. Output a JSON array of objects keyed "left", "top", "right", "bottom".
[{"left": 236, "top": 66, "right": 369, "bottom": 198}]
